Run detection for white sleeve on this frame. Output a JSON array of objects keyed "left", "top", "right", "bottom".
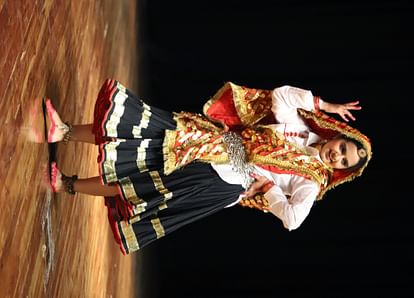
[
  {"left": 271, "top": 85, "right": 316, "bottom": 124},
  {"left": 264, "top": 177, "right": 319, "bottom": 231}
]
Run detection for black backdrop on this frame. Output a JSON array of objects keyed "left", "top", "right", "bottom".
[{"left": 134, "top": 1, "right": 413, "bottom": 297}]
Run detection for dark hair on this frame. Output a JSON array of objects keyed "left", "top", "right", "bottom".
[{"left": 339, "top": 135, "right": 368, "bottom": 171}]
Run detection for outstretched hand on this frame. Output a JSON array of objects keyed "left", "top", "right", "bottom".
[{"left": 320, "top": 100, "right": 361, "bottom": 122}]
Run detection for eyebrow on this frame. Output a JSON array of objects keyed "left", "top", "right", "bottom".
[{"left": 345, "top": 141, "right": 358, "bottom": 167}]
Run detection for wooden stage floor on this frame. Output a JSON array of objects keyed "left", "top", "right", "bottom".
[{"left": 0, "top": 1, "right": 143, "bottom": 297}]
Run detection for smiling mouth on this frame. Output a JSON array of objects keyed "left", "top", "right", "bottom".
[{"left": 327, "top": 150, "right": 333, "bottom": 163}]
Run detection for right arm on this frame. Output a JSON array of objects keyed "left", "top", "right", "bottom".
[
  {"left": 243, "top": 173, "right": 320, "bottom": 231},
  {"left": 264, "top": 176, "right": 319, "bottom": 231}
]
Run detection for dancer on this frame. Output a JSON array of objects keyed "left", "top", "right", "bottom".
[{"left": 46, "top": 79, "right": 371, "bottom": 255}]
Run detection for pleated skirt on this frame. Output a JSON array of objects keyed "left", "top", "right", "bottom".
[{"left": 92, "top": 79, "right": 243, "bottom": 254}]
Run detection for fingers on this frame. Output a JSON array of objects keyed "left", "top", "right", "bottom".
[
  {"left": 344, "top": 101, "right": 362, "bottom": 110},
  {"left": 241, "top": 190, "right": 253, "bottom": 197},
  {"left": 344, "top": 111, "right": 355, "bottom": 121},
  {"left": 249, "top": 173, "right": 257, "bottom": 178},
  {"left": 250, "top": 173, "right": 268, "bottom": 181},
  {"left": 340, "top": 102, "right": 361, "bottom": 121},
  {"left": 341, "top": 113, "right": 354, "bottom": 122}
]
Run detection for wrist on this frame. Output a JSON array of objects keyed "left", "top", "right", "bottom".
[
  {"left": 313, "top": 96, "right": 320, "bottom": 112},
  {"left": 261, "top": 181, "right": 275, "bottom": 193},
  {"left": 319, "top": 99, "right": 327, "bottom": 111}
]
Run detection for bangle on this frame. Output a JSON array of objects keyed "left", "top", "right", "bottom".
[{"left": 314, "top": 96, "right": 320, "bottom": 112}]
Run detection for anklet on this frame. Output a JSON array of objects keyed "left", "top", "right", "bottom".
[
  {"left": 61, "top": 122, "right": 73, "bottom": 144},
  {"left": 62, "top": 174, "right": 78, "bottom": 195}
]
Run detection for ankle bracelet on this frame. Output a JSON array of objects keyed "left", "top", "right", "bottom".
[
  {"left": 62, "top": 174, "right": 78, "bottom": 195},
  {"left": 62, "top": 123, "right": 73, "bottom": 144}
]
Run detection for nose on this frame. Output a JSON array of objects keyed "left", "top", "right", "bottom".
[{"left": 331, "top": 151, "right": 343, "bottom": 162}]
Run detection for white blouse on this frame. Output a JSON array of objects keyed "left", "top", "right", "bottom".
[{"left": 211, "top": 85, "right": 325, "bottom": 231}]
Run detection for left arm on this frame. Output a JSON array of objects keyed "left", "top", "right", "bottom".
[
  {"left": 272, "top": 85, "right": 362, "bottom": 123},
  {"left": 319, "top": 99, "right": 361, "bottom": 122}
]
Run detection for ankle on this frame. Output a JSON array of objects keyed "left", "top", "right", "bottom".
[{"left": 62, "top": 174, "right": 78, "bottom": 195}]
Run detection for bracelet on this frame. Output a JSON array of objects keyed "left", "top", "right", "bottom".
[
  {"left": 63, "top": 122, "right": 73, "bottom": 144},
  {"left": 62, "top": 174, "right": 78, "bottom": 195}
]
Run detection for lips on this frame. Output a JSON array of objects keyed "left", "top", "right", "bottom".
[{"left": 326, "top": 149, "right": 333, "bottom": 163}]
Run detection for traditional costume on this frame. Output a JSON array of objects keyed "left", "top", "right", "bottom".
[{"left": 92, "top": 79, "right": 372, "bottom": 255}]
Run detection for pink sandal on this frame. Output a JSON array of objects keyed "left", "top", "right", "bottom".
[
  {"left": 50, "top": 162, "right": 78, "bottom": 195},
  {"left": 45, "top": 98, "right": 72, "bottom": 143}
]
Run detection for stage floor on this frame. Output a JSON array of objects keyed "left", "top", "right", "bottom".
[{"left": 0, "top": 1, "right": 142, "bottom": 297}]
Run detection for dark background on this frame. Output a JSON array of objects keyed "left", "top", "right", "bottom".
[{"left": 135, "top": 1, "right": 413, "bottom": 297}]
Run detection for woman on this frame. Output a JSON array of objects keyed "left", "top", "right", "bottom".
[{"left": 46, "top": 79, "right": 372, "bottom": 255}]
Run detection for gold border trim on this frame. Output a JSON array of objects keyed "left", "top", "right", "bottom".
[
  {"left": 118, "top": 177, "right": 147, "bottom": 211},
  {"left": 151, "top": 218, "right": 166, "bottom": 239},
  {"left": 149, "top": 171, "right": 173, "bottom": 210},
  {"left": 119, "top": 221, "right": 140, "bottom": 252}
]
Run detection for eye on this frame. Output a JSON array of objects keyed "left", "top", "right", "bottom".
[
  {"left": 342, "top": 158, "right": 348, "bottom": 167},
  {"left": 340, "top": 143, "right": 346, "bottom": 154}
]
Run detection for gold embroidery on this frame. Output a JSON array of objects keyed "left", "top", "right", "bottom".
[
  {"left": 151, "top": 218, "right": 165, "bottom": 239},
  {"left": 163, "top": 112, "right": 229, "bottom": 174},
  {"left": 203, "top": 82, "right": 273, "bottom": 127},
  {"left": 158, "top": 202, "right": 168, "bottom": 211},
  {"left": 102, "top": 157, "right": 118, "bottom": 183},
  {"left": 137, "top": 139, "right": 150, "bottom": 172},
  {"left": 132, "top": 103, "right": 152, "bottom": 138},
  {"left": 129, "top": 214, "right": 141, "bottom": 223},
  {"left": 106, "top": 90, "right": 128, "bottom": 137},
  {"left": 163, "top": 111, "right": 330, "bottom": 188},
  {"left": 116, "top": 81, "right": 127, "bottom": 93},
  {"left": 119, "top": 221, "right": 140, "bottom": 252},
  {"left": 163, "top": 129, "right": 179, "bottom": 175},
  {"left": 150, "top": 171, "right": 173, "bottom": 203},
  {"left": 202, "top": 82, "right": 371, "bottom": 204},
  {"left": 118, "top": 177, "right": 147, "bottom": 211}
]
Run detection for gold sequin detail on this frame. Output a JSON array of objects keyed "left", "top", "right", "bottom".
[
  {"left": 137, "top": 139, "right": 150, "bottom": 172},
  {"left": 119, "top": 221, "right": 140, "bottom": 252},
  {"left": 151, "top": 218, "right": 165, "bottom": 239},
  {"left": 149, "top": 171, "right": 173, "bottom": 210},
  {"left": 105, "top": 89, "right": 128, "bottom": 137},
  {"left": 132, "top": 103, "right": 152, "bottom": 138},
  {"left": 119, "top": 177, "right": 147, "bottom": 211}
]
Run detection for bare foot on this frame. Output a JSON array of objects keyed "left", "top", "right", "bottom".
[
  {"left": 50, "top": 162, "right": 64, "bottom": 192},
  {"left": 45, "top": 99, "right": 69, "bottom": 143}
]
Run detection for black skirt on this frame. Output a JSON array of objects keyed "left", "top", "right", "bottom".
[{"left": 92, "top": 79, "right": 243, "bottom": 254}]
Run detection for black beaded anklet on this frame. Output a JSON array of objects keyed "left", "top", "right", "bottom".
[
  {"left": 63, "top": 123, "right": 73, "bottom": 144},
  {"left": 62, "top": 174, "right": 78, "bottom": 195}
]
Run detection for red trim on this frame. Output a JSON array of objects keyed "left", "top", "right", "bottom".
[
  {"left": 313, "top": 96, "right": 320, "bottom": 112},
  {"left": 105, "top": 197, "right": 127, "bottom": 255},
  {"left": 92, "top": 79, "right": 117, "bottom": 145},
  {"left": 205, "top": 88, "right": 243, "bottom": 129},
  {"left": 93, "top": 79, "right": 136, "bottom": 255}
]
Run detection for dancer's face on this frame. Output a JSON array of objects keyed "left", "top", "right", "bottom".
[{"left": 319, "top": 138, "right": 359, "bottom": 169}]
